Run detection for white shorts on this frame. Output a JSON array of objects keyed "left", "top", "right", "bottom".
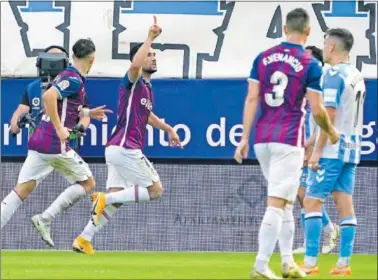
[
  {"left": 105, "top": 145, "right": 160, "bottom": 189},
  {"left": 254, "top": 143, "right": 304, "bottom": 202},
  {"left": 18, "top": 149, "right": 92, "bottom": 185}
]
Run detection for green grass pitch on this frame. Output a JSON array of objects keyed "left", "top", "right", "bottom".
[{"left": 1, "top": 251, "right": 377, "bottom": 279}]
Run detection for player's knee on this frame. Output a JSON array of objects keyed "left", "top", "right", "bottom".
[
  {"left": 78, "top": 176, "right": 96, "bottom": 193},
  {"left": 14, "top": 181, "right": 37, "bottom": 200},
  {"left": 303, "top": 196, "right": 322, "bottom": 212},
  {"left": 147, "top": 181, "right": 163, "bottom": 200}
]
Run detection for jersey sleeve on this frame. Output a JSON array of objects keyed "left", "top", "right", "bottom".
[
  {"left": 306, "top": 60, "right": 323, "bottom": 94},
  {"left": 322, "top": 70, "right": 345, "bottom": 108},
  {"left": 248, "top": 53, "right": 262, "bottom": 83},
  {"left": 20, "top": 90, "right": 30, "bottom": 106},
  {"left": 122, "top": 72, "right": 134, "bottom": 89},
  {"left": 53, "top": 77, "right": 81, "bottom": 99}
]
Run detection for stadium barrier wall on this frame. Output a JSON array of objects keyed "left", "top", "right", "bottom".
[
  {"left": 1, "top": 163, "right": 377, "bottom": 253},
  {"left": 1, "top": 79, "right": 377, "bottom": 160}
]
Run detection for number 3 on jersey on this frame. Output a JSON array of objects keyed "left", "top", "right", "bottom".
[{"left": 265, "top": 71, "right": 288, "bottom": 107}]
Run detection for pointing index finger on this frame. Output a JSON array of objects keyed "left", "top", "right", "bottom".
[{"left": 153, "top": 15, "right": 157, "bottom": 25}]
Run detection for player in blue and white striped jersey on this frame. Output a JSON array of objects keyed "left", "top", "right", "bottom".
[
  {"left": 302, "top": 28, "right": 365, "bottom": 276},
  {"left": 293, "top": 46, "right": 339, "bottom": 255}
]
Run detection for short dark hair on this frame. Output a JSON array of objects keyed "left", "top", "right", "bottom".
[
  {"left": 286, "top": 8, "right": 310, "bottom": 33},
  {"left": 72, "top": 38, "right": 96, "bottom": 59},
  {"left": 306, "top": 46, "right": 324, "bottom": 66},
  {"left": 325, "top": 28, "right": 354, "bottom": 52},
  {"left": 44, "top": 45, "right": 69, "bottom": 57},
  {"left": 130, "top": 43, "right": 143, "bottom": 62}
]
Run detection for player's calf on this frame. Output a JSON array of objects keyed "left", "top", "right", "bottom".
[
  {"left": 332, "top": 191, "right": 356, "bottom": 269},
  {"left": 303, "top": 196, "right": 323, "bottom": 269},
  {"left": 32, "top": 176, "right": 96, "bottom": 247},
  {"left": 40, "top": 176, "right": 96, "bottom": 224},
  {"left": 1, "top": 181, "right": 37, "bottom": 229},
  {"left": 279, "top": 203, "right": 295, "bottom": 266},
  {"left": 91, "top": 182, "right": 162, "bottom": 225},
  {"left": 254, "top": 196, "right": 287, "bottom": 275},
  {"left": 293, "top": 186, "right": 307, "bottom": 255}
]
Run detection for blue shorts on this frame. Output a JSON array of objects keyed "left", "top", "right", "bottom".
[
  {"left": 306, "top": 158, "right": 357, "bottom": 201},
  {"left": 299, "top": 167, "right": 309, "bottom": 188}
]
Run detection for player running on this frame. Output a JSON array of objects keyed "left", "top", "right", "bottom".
[
  {"left": 234, "top": 8, "right": 339, "bottom": 279},
  {"left": 293, "top": 46, "right": 340, "bottom": 255},
  {"left": 1, "top": 39, "right": 111, "bottom": 247},
  {"left": 10, "top": 45, "right": 91, "bottom": 153},
  {"left": 301, "top": 28, "right": 364, "bottom": 276},
  {"left": 72, "top": 16, "right": 182, "bottom": 254}
]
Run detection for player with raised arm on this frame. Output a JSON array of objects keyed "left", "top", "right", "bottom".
[
  {"left": 1, "top": 39, "right": 112, "bottom": 248},
  {"left": 72, "top": 16, "right": 182, "bottom": 254},
  {"left": 234, "top": 8, "right": 339, "bottom": 279},
  {"left": 293, "top": 46, "right": 339, "bottom": 255},
  {"left": 301, "top": 28, "right": 364, "bottom": 276}
]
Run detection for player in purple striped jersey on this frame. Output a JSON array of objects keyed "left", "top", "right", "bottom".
[
  {"left": 234, "top": 8, "right": 339, "bottom": 279},
  {"left": 1, "top": 39, "right": 112, "bottom": 247},
  {"left": 72, "top": 16, "right": 182, "bottom": 254}
]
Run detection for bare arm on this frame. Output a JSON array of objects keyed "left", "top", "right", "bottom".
[
  {"left": 313, "top": 107, "right": 337, "bottom": 154},
  {"left": 307, "top": 90, "right": 337, "bottom": 136},
  {"left": 305, "top": 129, "right": 317, "bottom": 148},
  {"left": 148, "top": 112, "right": 182, "bottom": 148},
  {"left": 234, "top": 80, "right": 259, "bottom": 163},
  {"left": 240, "top": 81, "right": 260, "bottom": 141},
  {"left": 128, "top": 39, "right": 153, "bottom": 83},
  {"left": 78, "top": 95, "right": 91, "bottom": 128},
  {"left": 10, "top": 105, "right": 30, "bottom": 134},
  {"left": 78, "top": 116, "right": 91, "bottom": 130},
  {"left": 128, "top": 16, "right": 161, "bottom": 83},
  {"left": 43, "top": 87, "right": 62, "bottom": 130},
  {"left": 148, "top": 112, "right": 173, "bottom": 132}
]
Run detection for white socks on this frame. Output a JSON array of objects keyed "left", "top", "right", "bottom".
[
  {"left": 106, "top": 186, "right": 150, "bottom": 205},
  {"left": 81, "top": 204, "right": 118, "bottom": 241},
  {"left": 323, "top": 221, "right": 335, "bottom": 233},
  {"left": 1, "top": 191, "right": 23, "bottom": 229},
  {"left": 255, "top": 206, "right": 284, "bottom": 271},
  {"left": 279, "top": 204, "right": 295, "bottom": 265},
  {"left": 41, "top": 184, "right": 87, "bottom": 224}
]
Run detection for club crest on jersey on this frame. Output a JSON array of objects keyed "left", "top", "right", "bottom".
[
  {"left": 32, "top": 97, "right": 40, "bottom": 107},
  {"left": 56, "top": 80, "right": 70, "bottom": 91},
  {"left": 141, "top": 98, "right": 153, "bottom": 111}
]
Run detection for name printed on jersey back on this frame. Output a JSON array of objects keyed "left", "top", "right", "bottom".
[{"left": 262, "top": 52, "right": 304, "bottom": 72}]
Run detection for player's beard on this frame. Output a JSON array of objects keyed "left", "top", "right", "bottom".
[{"left": 143, "top": 67, "right": 157, "bottom": 74}]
